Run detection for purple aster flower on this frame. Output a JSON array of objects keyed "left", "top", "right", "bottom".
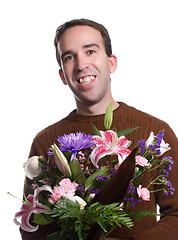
[{"left": 57, "top": 132, "right": 94, "bottom": 160}]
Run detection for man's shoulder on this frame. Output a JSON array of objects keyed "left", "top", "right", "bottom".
[
  {"left": 33, "top": 112, "right": 74, "bottom": 143},
  {"left": 121, "top": 102, "right": 171, "bottom": 130}
]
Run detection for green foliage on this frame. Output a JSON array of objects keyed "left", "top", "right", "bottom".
[
  {"left": 33, "top": 213, "right": 53, "bottom": 225},
  {"left": 117, "top": 127, "right": 140, "bottom": 137},
  {"left": 91, "top": 123, "right": 102, "bottom": 137},
  {"left": 129, "top": 210, "right": 162, "bottom": 221},
  {"left": 70, "top": 160, "right": 86, "bottom": 185},
  {"left": 45, "top": 197, "right": 133, "bottom": 240},
  {"left": 104, "top": 103, "right": 113, "bottom": 130},
  {"left": 85, "top": 166, "right": 109, "bottom": 191}
]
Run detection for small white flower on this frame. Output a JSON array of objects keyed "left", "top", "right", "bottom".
[
  {"left": 158, "top": 139, "right": 171, "bottom": 156},
  {"left": 145, "top": 132, "right": 171, "bottom": 156},
  {"left": 24, "top": 156, "right": 42, "bottom": 180},
  {"left": 67, "top": 195, "right": 87, "bottom": 209},
  {"left": 145, "top": 132, "right": 155, "bottom": 148}
]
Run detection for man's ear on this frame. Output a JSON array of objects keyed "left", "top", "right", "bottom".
[
  {"left": 59, "top": 69, "right": 67, "bottom": 85},
  {"left": 109, "top": 54, "right": 117, "bottom": 74}
]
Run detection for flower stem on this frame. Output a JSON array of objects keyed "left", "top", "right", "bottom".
[{"left": 7, "top": 192, "right": 23, "bottom": 202}]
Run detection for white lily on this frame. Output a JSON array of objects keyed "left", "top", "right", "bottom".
[
  {"left": 24, "top": 156, "right": 42, "bottom": 180},
  {"left": 51, "top": 143, "right": 72, "bottom": 177}
]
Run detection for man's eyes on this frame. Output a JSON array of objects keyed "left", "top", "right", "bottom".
[
  {"left": 63, "top": 49, "right": 96, "bottom": 63},
  {"left": 64, "top": 55, "right": 73, "bottom": 62},
  {"left": 86, "top": 49, "right": 96, "bottom": 55}
]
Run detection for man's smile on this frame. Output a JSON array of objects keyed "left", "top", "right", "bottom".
[{"left": 78, "top": 75, "right": 96, "bottom": 85}]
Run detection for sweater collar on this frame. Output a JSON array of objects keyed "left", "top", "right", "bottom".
[{"left": 67, "top": 102, "right": 124, "bottom": 123}]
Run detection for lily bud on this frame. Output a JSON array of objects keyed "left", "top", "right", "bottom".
[
  {"left": 24, "top": 156, "right": 42, "bottom": 180},
  {"left": 51, "top": 143, "right": 72, "bottom": 177},
  {"left": 104, "top": 103, "right": 113, "bottom": 130}
]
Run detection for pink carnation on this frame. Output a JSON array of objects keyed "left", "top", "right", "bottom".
[
  {"left": 137, "top": 185, "right": 150, "bottom": 201},
  {"left": 48, "top": 186, "right": 62, "bottom": 205},
  {"left": 136, "top": 155, "right": 150, "bottom": 167},
  {"left": 59, "top": 178, "right": 78, "bottom": 194},
  {"left": 48, "top": 178, "right": 78, "bottom": 205}
]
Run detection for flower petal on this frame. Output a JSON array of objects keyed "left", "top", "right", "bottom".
[
  {"left": 90, "top": 145, "right": 113, "bottom": 167},
  {"left": 21, "top": 211, "right": 39, "bottom": 232},
  {"left": 92, "top": 134, "right": 105, "bottom": 145},
  {"left": 145, "top": 132, "right": 154, "bottom": 148},
  {"left": 100, "top": 130, "right": 117, "bottom": 146},
  {"left": 33, "top": 185, "right": 52, "bottom": 202},
  {"left": 33, "top": 201, "right": 51, "bottom": 214},
  {"left": 115, "top": 136, "right": 131, "bottom": 148},
  {"left": 51, "top": 143, "right": 71, "bottom": 177}
]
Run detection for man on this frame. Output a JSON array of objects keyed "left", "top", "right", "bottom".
[{"left": 21, "top": 19, "right": 178, "bottom": 240}]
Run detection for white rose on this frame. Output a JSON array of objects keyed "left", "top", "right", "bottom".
[{"left": 24, "top": 156, "right": 42, "bottom": 179}]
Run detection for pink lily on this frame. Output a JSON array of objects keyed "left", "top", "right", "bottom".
[
  {"left": 14, "top": 185, "right": 52, "bottom": 232},
  {"left": 91, "top": 130, "right": 131, "bottom": 168}
]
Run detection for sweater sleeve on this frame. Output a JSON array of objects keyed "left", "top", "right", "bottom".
[{"left": 130, "top": 123, "right": 178, "bottom": 240}]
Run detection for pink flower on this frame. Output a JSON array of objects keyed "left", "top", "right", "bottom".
[
  {"left": 137, "top": 185, "right": 150, "bottom": 201},
  {"left": 48, "top": 186, "right": 62, "bottom": 204},
  {"left": 48, "top": 178, "right": 78, "bottom": 205},
  {"left": 14, "top": 185, "right": 52, "bottom": 232},
  {"left": 91, "top": 130, "right": 131, "bottom": 168},
  {"left": 135, "top": 155, "right": 150, "bottom": 167},
  {"left": 59, "top": 178, "right": 78, "bottom": 194}
]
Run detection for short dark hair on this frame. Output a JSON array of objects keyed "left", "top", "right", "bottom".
[{"left": 54, "top": 18, "right": 112, "bottom": 67}]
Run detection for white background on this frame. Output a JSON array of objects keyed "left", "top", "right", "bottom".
[{"left": 0, "top": 0, "right": 177, "bottom": 239}]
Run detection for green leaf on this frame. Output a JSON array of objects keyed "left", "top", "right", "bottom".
[
  {"left": 47, "top": 231, "right": 63, "bottom": 240},
  {"left": 117, "top": 127, "right": 140, "bottom": 137},
  {"left": 129, "top": 210, "right": 162, "bottom": 221},
  {"left": 98, "top": 221, "right": 108, "bottom": 232},
  {"left": 85, "top": 167, "right": 109, "bottom": 191},
  {"left": 70, "top": 160, "right": 86, "bottom": 185},
  {"left": 33, "top": 213, "right": 53, "bottom": 225},
  {"left": 104, "top": 103, "right": 113, "bottom": 130},
  {"left": 91, "top": 123, "right": 102, "bottom": 137}
]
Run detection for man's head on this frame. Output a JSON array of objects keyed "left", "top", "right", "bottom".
[
  {"left": 54, "top": 19, "right": 118, "bottom": 115},
  {"left": 54, "top": 19, "right": 112, "bottom": 67}
]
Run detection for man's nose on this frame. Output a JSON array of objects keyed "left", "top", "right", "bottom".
[{"left": 75, "top": 55, "right": 89, "bottom": 71}]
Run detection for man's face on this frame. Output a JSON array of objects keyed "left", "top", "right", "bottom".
[{"left": 58, "top": 25, "right": 117, "bottom": 108}]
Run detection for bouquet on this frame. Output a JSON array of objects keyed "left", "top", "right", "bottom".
[{"left": 13, "top": 104, "right": 174, "bottom": 240}]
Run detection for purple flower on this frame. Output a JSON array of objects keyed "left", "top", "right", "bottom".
[
  {"left": 163, "top": 178, "right": 175, "bottom": 195},
  {"left": 155, "top": 131, "right": 164, "bottom": 148},
  {"left": 95, "top": 175, "right": 108, "bottom": 182},
  {"left": 57, "top": 132, "right": 94, "bottom": 160},
  {"left": 158, "top": 157, "right": 174, "bottom": 177},
  {"left": 137, "top": 139, "right": 145, "bottom": 156}
]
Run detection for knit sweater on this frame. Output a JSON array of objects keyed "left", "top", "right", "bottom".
[{"left": 20, "top": 102, "right": 178, "bottom": 240}]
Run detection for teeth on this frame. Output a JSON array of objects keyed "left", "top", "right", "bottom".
[{"left": 79, "top": 76, "right": 95, "bottom": 84}]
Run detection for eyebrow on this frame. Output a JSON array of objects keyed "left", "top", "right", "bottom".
[
  {"left": 61, "top": 43, "right": 100, "bottom": 61},
  {"left": 83, "top": 43, "right": 100, "bottom": 49}
]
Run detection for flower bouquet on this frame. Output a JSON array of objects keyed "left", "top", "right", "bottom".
[{"left": 13, "top": 104, "right": 174, "bottom": 240}]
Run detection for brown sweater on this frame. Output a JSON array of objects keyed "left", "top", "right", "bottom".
[{"left": 21, "top": 102, "right": 178, "bottom": 240}]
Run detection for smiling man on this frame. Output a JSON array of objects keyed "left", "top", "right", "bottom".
[
  {"left": 21, "top": 19, "right": 178, "bottom": 240},
  {"left": 57, "top": 24, "right": 118, "bottom": 115}
]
